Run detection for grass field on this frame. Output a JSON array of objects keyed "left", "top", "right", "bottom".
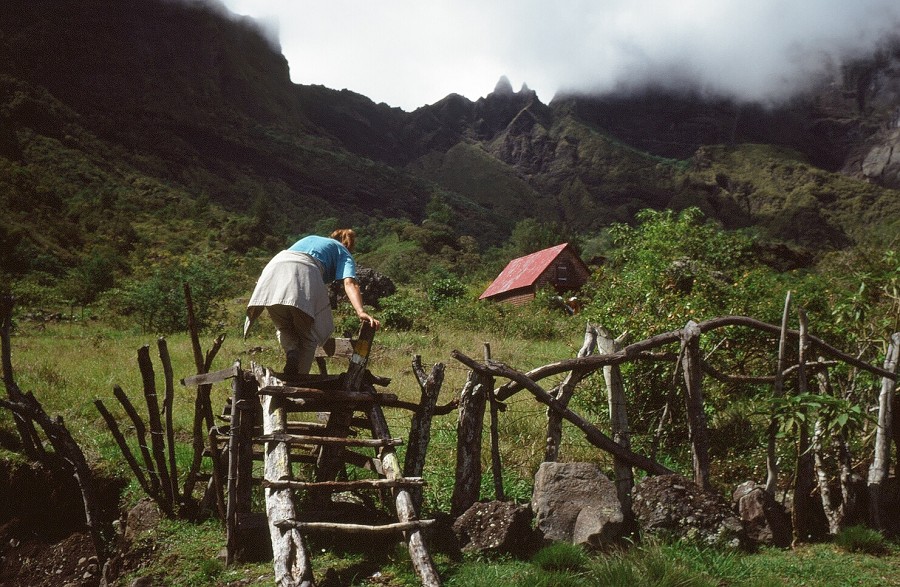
[{"left": 2, "top": 312, "right": 899, "bottom": 586}]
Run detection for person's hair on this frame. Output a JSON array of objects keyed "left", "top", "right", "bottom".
[{"left": 330, "top": 228, "right": 356, "bottom": 252}]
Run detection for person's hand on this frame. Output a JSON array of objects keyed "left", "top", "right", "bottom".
[{"left": 358, "top": 311, "right": 381, "bottom": 330}]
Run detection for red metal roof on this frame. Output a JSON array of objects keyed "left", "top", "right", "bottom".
[{"left": 479, "top": 243, "right": 571, "bottom": 299}]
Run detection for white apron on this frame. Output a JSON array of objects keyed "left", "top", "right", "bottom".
[{"left": 243, "top": 250, "right": 334, "bottom": 345}]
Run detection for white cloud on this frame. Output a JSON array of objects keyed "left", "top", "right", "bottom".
[{"left": 220, "top": 0, "right": 900, "bottom": 111}]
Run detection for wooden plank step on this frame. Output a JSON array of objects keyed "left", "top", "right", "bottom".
[
  {"left": 181, "top": 365, "right": 241, "bottom": 387},
  {"left": 258, "top": 386, "right": 397, "bottom": 404},
  {"left": 286, "top": 421, "right": 328, "bottom": 432},
  {"left": 278, "top": 373, "right": 344, "bottom": 389},
  {"left": 207, "top": 447, "right": 375, "bottom": 469},
  {"left": 205, "top": 448, "right": 318, "bottom": 463},
  {"left": 254, "top": 432, "right": 402, "bottom": 448},
  {"left": 261, "top": 477, "right": 425, "bottom": 491},
  {"left": 274, "top": 518, "right": 436, "bottom": 535}
]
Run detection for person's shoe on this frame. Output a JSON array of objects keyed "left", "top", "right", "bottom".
[{"left": 283, "top": 350, "right": 300, "bottom": 379}]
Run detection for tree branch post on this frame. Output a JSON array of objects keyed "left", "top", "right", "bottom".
[
  {"left": 138, "top": 345, "right": 174, "bottom": 513},
  {"left": 257, "top": 365, "right": 314, "bottom": 587},
  {"left": 680, "top": 320, "right": 711, "bottom": 490},
  {"left": 404, "top": 356, "right": 444, "bottom": 510},
  {"left": 598, "top": 326, "right": 634, "bottom": 514},
  {"left": 867, "top": 332, "right": 899, "bottom": 531},
  {"left": 766, "top": 291, "right": 792, "bottom": 494},
  {"left": 0, "top": 295, "right": 42, "bottom": 460},
  {"left": 792, "top": 308, "right": 816, "bottom": 546},
  {"left": 545, "top": 323, "right": 598, "bottom": 462},
  {"left": 450, "top": 369, "right": 488, "bottom": 517},
  {"left": 482, "top": 343, "right": 503, "bottom": 501}
]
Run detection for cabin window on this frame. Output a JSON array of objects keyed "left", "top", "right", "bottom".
[{"left": 556, "top": 262, "right": 569, "bottom": 284}]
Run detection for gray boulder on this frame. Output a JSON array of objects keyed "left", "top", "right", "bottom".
[
  {"left": 531, "top": 461, "right": 624, "bottom": 547},
  {"left": 732, "top": 481, "right": 791, "bottom": 547},
  {"left": 633, "top": 474, "right": 746, "bottom": 549},
  {"left": 452, "top": 500, "right": 534, "bottom": 556},
  {"left": 329, "top": 266, "right": 395, "bottom": 309}
]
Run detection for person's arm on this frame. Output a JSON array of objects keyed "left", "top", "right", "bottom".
[{"left": 343, "top": 278, "right": 380, "bottom": 329}]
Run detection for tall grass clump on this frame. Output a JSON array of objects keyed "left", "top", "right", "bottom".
[
  {"left": 834, "top": 526, "right": 887, "bottom": 555},
  {"left": 590, "top": 543, "right": 714, "bottom": 587},
  {"left": 531, "top": 542, "right": 590, "bottom": 573}
]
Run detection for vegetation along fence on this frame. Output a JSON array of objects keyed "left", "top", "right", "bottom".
[{"left": 447, "top": 295, "right": 898, "bottom": 545}]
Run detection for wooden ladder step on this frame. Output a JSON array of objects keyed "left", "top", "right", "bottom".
[
  {"left": 258, "top": 386, "right": 397, "bottom": 404},
  {"left": 261, "top": 477, "right": 424, "bottom": 492},
  {"left": 273, "top": 518, "right": 436, "bottom": 535},
  {"left": 254, "top": 432, "right": 402, "bottom": 448},
  {"left": 285, "top": 421, "right": 328, "bottom": 433}
]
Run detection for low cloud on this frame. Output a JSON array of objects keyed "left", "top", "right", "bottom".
[{"left": 219, "top": 0, "right": 900, "bottom": 110}]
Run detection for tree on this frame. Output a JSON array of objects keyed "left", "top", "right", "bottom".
[
  {"left": 116, "top": 256, "right": 234, "bottom": 334},
  {"left": 509, "top": 218, "right": 572, "bottom": 257}
]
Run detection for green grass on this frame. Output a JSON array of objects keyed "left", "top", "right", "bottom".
[{"left": 4, "top": 310, "right": 900, "bottom": 586}]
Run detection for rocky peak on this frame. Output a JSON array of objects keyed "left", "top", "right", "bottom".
[{"left": 493, "top": 75, "right": 514, "bottom": 95}]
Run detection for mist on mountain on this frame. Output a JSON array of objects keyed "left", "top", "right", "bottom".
[{"left": 1, "top": 0, "right": 898, "bottom": 295}]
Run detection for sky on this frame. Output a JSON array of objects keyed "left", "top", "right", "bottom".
[{"left": 219, "top": 0, "right": 900, "bottom": 112}]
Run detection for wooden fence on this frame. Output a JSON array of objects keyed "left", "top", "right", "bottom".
[{"left": 448, "top": 311, "right": 898, "bottom": 541}]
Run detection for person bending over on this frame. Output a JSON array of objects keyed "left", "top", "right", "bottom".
[{"left": 244, "top": 228, "right": 380, "bottom": 377}]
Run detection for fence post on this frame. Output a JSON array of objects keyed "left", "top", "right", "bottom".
[
  {"left": 766, "top": 291, "right": 792, "bottom": 494},
  {"left": 680, "top": 320, "right": 710, "bottom": 490},
  {"left": 792, "top": 308, "right": 817, "bottom": 546},
  {"left": 226, "top": 363, "right": 257, "bottom": 564},
  {"left": 404, "top": 356, "right": 444, "bottom": 510},
  {"left": 482, "top": 343, "right": 503, "bottom": 501},
  {"left": 450, "top": 370, "right": 487, "bottom": 517},
  {"left": 545, "top": 323, "right": 597, "bottom": 462},
  {"left": 868, "top": 332, "right": 899, "bottom": 530},
  {"left": 598, "top": 327, "right": 634, "bottom": 515}
]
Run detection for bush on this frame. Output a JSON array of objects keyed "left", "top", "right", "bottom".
[
  {"left": 427, "top": 273, "right": 467, "bottom": 310},
  {"left": 379, "top": 290, "right": 430, "bottom": 331},
  {"left": 111, "top": 256, "right": 235, "bottom": 334}
]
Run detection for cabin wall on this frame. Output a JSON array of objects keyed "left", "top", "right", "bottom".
[
  {"left": 536, "top": 249, "right": 590, "bottom": 293},
  {"left": 491, "top": 288, "right": 536, "bottom": 306}
]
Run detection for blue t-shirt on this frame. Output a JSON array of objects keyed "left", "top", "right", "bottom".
[{"left": 288, "top": 235, "right": 356, "bottom": 283}]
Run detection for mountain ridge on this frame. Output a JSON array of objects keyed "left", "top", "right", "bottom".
[{"left": 1, "top": 0, "right": 898, "bottom": 291}]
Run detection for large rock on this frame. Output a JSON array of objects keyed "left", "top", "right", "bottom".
[
  {"left": 633, "top": 474, "right": 746, "bottom": 549},
  {"left": 531, "top": 462, "right": 624, "bottom": 547},
  {"left": 732, "top": 481, "right": 792, "bottom": 548},
  {"left": 122, "top": 498, "right": 162, "bottom": 547},
  {"left": 329, "top": 266, "right": 395, "bottom": 309},
  {"left": 452, "top": 500, "right": 534, "bottom": 556}
]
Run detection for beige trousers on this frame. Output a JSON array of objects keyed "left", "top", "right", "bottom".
[{"left": 265, "top": 304, "right": 318, "bottom": 375}]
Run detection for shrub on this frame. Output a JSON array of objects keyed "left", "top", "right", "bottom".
[
  {"left": 379, "top": 290, "right": 430, "bottom": 331},
  {"left": 111, "top": 256, "right": 235, "bottom": 334},
  {"left": 427, "top": 272, "right": 467, "bottom": 310}
]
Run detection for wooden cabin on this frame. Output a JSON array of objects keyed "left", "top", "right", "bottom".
[{"left": 479, "top": 243, "right": 590, "bottom": 306}]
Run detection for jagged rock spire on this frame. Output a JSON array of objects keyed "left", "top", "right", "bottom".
[{"left": 494, "top": 75, "right": 514, "bottom": 95}]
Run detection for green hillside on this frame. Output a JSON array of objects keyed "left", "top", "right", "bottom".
[{"left": 1, "top": 0, "right": 899, "bottom": 313}]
